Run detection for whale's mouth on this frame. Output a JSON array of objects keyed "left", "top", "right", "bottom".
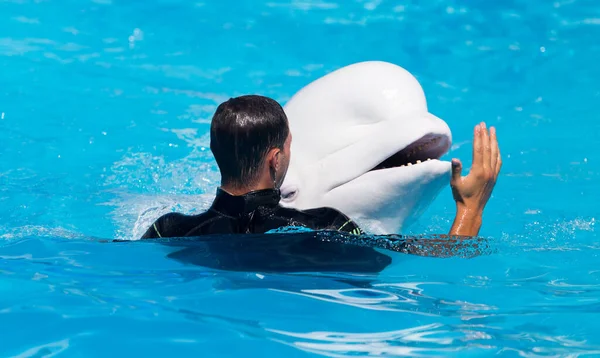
[{"left": 370, "top": 134, "right": 451, "bottom": 171}]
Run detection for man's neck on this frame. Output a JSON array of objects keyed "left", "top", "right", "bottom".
[{"left": 220, "top": 182, "right": 275, "bottom": 196}]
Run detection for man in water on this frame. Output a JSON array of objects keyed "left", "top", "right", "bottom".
[{"left": 141, "top": 95, "right": 501, "bottom": 241}]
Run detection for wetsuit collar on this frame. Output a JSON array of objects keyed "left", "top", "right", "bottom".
[{"left": 211, "top": 187, "right": 281, "bottom": 217}]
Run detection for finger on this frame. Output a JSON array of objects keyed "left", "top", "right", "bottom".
[
  {"left": 490, "top": 126, "right": 498, "bottom": 173},
  {"left": 451, "top": 158, "right": 463, "bottom": 183},
  {"left": 494, "top": 128, "right": 502, "bottom": 177},
  {"left": 472, "top": 123, "right": 482, "bottom": 169},
  {"left": 482, "top": 122, "right": 491, "bottom": 173},
  {"left": 496, "top": 150, "right": 502, "bottom": 177}
]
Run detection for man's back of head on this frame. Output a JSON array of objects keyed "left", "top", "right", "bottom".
[{"left": 210, "top": 95, "right": 290, "bottom": 191}]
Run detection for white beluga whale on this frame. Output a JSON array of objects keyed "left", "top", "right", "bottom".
[{"left": 279, "top": 61, "right": 453, "bottom": 235}]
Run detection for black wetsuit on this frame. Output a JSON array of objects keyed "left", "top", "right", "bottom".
[{"left": 141, "top": 188, "right": 364, "bottom": 239}]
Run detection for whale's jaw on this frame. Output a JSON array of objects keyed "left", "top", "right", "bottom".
[
  {"left": 321, "top": 132, "right": 452, "bottom": 234},
  {"left": 329, "top": 158, "right": 452, "bottom": 234},
  {"left": 280, "top": 128, "right": 453, "bottom": 235}
]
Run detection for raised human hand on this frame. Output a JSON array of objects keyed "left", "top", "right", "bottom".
[{"left": 448, "top": 122, "right": 502, "bottom": 236}]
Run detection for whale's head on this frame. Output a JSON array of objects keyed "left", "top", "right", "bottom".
[{"left": 279, "top": 61, "right": 452, "bottom": 235}]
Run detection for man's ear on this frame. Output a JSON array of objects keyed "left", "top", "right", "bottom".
[
  {"left": 267, "top": 148, "right": 281, "bottom": 171},
  {"left": 266, "top": 148, "right": 280, "bottom": 183}
]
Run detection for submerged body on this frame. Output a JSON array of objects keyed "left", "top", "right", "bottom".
[
  {"left": 139, "top": 188, "right": 393, "bottom": 273},
  {"left": 141, "top": 188, "right": 364, "bottom": 239}
]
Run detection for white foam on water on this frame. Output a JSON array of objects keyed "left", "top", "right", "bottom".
[{"left": 101, "top": 130, "right": 221, "bottom": 240}]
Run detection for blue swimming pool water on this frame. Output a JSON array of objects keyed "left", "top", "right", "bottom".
[{"left": 2, "top": 0, "right": 600, "bottom": 356}]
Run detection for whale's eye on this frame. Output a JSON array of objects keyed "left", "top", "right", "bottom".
[{"left": 281, "top": 187, "right": 298, "bottom": 202}]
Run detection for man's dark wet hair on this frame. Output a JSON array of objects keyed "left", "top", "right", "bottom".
[{"left": 210, "top": 95, "right": 290, "bottom": 188}]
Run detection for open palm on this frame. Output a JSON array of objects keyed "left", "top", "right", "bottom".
[{"left": 450, "top": 123, "right": 502, "bottom": 214}]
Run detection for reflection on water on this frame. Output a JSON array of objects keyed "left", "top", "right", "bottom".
[
  {"left": 270, "top": 282, "right": 443, "bottom": 316},
  {"left": 268, "top": 323, "right": 460, "bottom": 357},
  {"left": 10, "top": 338, "right": 71, "bottom": 358},
  {"left": 264, "top": 278, "right": 600, "bottom": 357},
  {"left": 266, "top": 321, "right": 600, "bottom": 357}
]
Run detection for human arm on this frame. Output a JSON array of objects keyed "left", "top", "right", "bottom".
[{"left": 401, "top": 122, "right": 502, "bottom": 256}]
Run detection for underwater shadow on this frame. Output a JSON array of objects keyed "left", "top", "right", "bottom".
[{"left": 125, "top": 230, "right": 490, "bottom": 274}]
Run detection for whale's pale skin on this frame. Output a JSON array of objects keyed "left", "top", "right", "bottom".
[{"left": 279, "top": 61, "right": 453, "bottom": 234}]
